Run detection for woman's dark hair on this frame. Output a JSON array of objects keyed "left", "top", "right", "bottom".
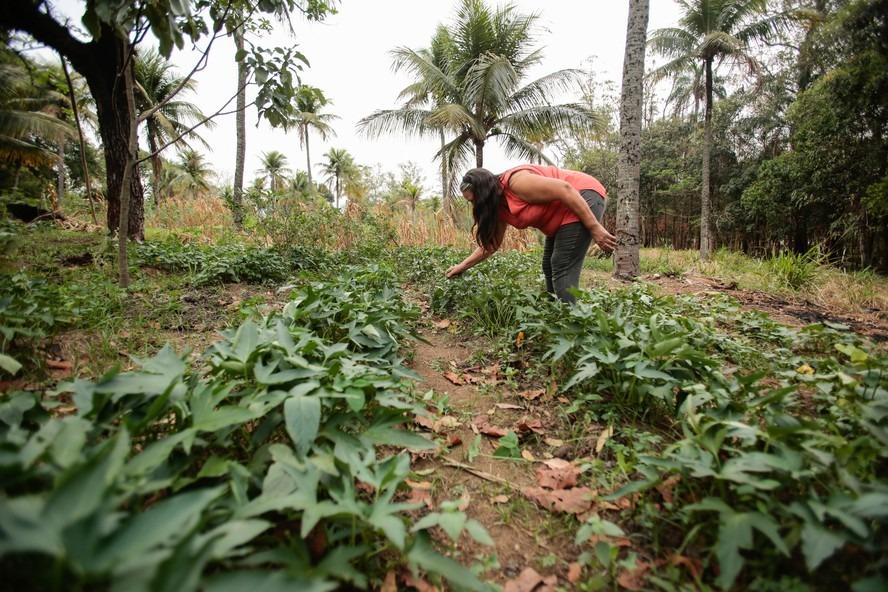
[{"left": 461, "top": 167, "right": 503, "bottom": 252}]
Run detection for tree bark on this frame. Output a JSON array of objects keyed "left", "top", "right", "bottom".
[
  {"left": 614, "top": 0, "right": 649, "bottom": 280},
  {"left": 304, "top": 123, "right": 313, "bottom": 191},
  {"left": 118, "top": 39, "right": 138, "bottom": 288},
  {"left": 474, "top": 139, "right": 484, "bottom": 168},
  {"left": 56, "top": 142, "right": 65, "bottom": 209},
  {"left": 233, "top": 26, "right": 246, "bottom": 227},
  {"left": 60, "top": 54, "right": 98, "bottom": 225},
  {"left": 148, "top": 131, "right": 164, "bottom": 203},
  {"left": 700, "top": 57, "right": 714, "bottom": 260}
]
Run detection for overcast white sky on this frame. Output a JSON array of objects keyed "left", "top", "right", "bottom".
[{"left": 57, "top": 0, "right": 683, "bottom": 196}]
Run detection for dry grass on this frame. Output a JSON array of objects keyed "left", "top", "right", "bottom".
[{"left": 146, "top": 196, "right": 235, "bottom": 242}]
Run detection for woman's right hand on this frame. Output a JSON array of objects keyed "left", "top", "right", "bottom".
[
  {"left": 445, "top": 265, "right": 464, "bottom": 278},
  {"left": 590, "top": 223, "right": 617, "bottom": 253}
]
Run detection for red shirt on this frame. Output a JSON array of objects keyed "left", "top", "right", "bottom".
[{"left": 498, "top": 165, "right": 607, "bottom": 237}]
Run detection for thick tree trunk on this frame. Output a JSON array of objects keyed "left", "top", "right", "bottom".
[
  {"left": 233, "top": 26, "right": 246, "bottom": 227},
  {"left": 700, "top": 57, "right": 714, "bottom": 260},
  {"left": 475, "top": 139, "right": 484, "bottom": 168},
  {"left": 614, "top": 0, "right": 649, "bottom": 280},
  {"left": 118, "top": 39, "right": 138, "bottom": 288}
]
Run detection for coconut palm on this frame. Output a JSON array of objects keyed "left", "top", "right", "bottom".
[
  {"left": 257, "top": 150, "right": 291, "bottom": 193},
  {"left": 649, "top": 0, "right": 782, "bottom": 258},
  {"left": 359, "top": 0, "right": 597, "bottom": 190},
  {"left": 0, "top": 59, "right": 73, "bottom": 171},
  {"left": 168, "top": 148, "right": 214, "bottom": 199},
  {"left": 292, "top": 86, "right": 337, "bottom": 190},
  {"left": 134, "top": 49, "right": 214, "bottom": 202},
  {"left": 319, "top": 148, "right": 355, "bottom": 209}
]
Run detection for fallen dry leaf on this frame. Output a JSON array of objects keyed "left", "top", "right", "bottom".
[
  {"left": 655, "top": 475, "right": 681, "bottom": 505},
  {"left": 522, "top": 486, "right": 595, "bottom": 514},
  {"left": 496, "top": 403, "right": 523, "bottom": 410},
  {"left": 536, "top": 458, "right": 579, "bottom": 490},
  {"left": 442, "top": 371, "right": 465, "bottom": 386},
  {"left": 543, "top": 437, "right": 564, "bottom": 447},
  {"left": 433, "top": 319, "right": 452, "bottom": 329},
  {"left": 516, "top": 417, "right": 545, "bottom": 435},
  {"left": 445, "top": 434, "right": 463, "bottom": 448},
  {"left": 582, "top": 534, "right": 632, "bottom": 547},
  {"left": 519, "top": 388, "right": 545, "bottom": 401},
  {"left": 521, "top": 449, "right": 536, "bottom": 462},
  {"left": 473, "top": 415, "right": 509, "bottom": 438},
  {"left": 503, "top": 568, "right": 543, "bottom": 592},
  {"left": 491, "top": 494, "right": 510, "bottom": 504},
  {"left": 46, "top": 359, "right": 73, "bottom": 370},
  {"left": 456, "top": 494, "right": 471, "bottom": 511},
  {"left": 616, "top": 560, "right": 652, "bottom": 591},
  {"left": 567, "top": 562, "right": 583, "bottom": 584},
  {"left": 669, "top": 554, "right": 702, "bottom": 579},
  {"left": 515, "top": 331, "right": 525, "bottom": 348},
  {"left": 595, "top": 426, "right": 614, "bottom": 455},
  {"left": 414, "top": 413, "right": 461, "bottom": 433},
  {"left": 405, "top": 480, "right": 433, "bottom": 508},
  {"left": 557, "top": 396, "right": 570, "bottom": 404},
  {"left": 481, "top": 364, "right": 500, "bottom": 377},
  {"left": 401, "top": 571, "right": 439, "bottom": 592}
]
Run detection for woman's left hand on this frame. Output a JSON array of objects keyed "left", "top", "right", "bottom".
[{"left": 445, "top": 265, "right": 464, "bottom": 278}]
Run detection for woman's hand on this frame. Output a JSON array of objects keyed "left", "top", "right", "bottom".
[
  {"left": 445, "top": 264, "right": 464, "bottom": 278},
  {"left": 590, "top": 223, "right": 617, "bottom": 253}
]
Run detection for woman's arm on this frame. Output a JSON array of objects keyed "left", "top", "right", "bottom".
[
  {"left": 446, "top": 219, "right": 507, "bottom": 278},
  {"left": 508, "top": 171, "right": 616, "bottom": 252}
]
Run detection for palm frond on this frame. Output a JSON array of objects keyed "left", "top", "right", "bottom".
[
  {"left": 463, "top": 52, "right": 519, "bottom": 114},
  {"left": 0, "top": 135, "right": 60, "bottom": 167},
  {"left": 508, "top": 68, "right": 583, "bottom": 112},
  {"left": 0, "top": 109, "right": 74, "bottom": 142},
  {"left": 492, "top": 131, "right": 554, "bottom": 165},
  {"left": 357, "top": 108, "right": 437, "bottom": 139}
]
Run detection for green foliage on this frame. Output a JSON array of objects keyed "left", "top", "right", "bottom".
[
  {"left": 766, "top": 246, "right": 825, "bottom": 290},
  {"left": 137, "top": 239, "right": 291, "bottom": 285},
  {"left": 0, "top": 264, "right": 491, "bottom": 591}
]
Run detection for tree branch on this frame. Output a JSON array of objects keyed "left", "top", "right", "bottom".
[{"left": 0, "top": 1, "right": 92, "bottom": 74}]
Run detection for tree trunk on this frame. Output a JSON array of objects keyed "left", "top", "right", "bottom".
[
  {"left": 117, "top": 38, "right": 138, "bottom": 288},
  {"left": 60, "top": 54, "right": 97, "bottom": 225},
  {"left": 700, "top": 57, "right": 714, "bottom": 260},
  {"left": 56, "top": 142, "right": 65, "bottom": 209},
  {"left": 304, "top": 123, "right": 313, "bottom": 190},
  {"left": 440, "top": 130, "right": 456, "bottom": 224},
  {"left": 233, "top": 26, "right": 246, "bottom": 227},
  {"left": 614, "top": 0, "right": 649, "bottom": 280},
  {"left": 148, "top": 132, "right": 164, "bottom": 202},
  {"left": 474, "top": 139, "right": 484, "bottom": 168}
]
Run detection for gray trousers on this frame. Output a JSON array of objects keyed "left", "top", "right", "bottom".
[{"left": 542, "top": 189, "right": 606, "bottom": 303}]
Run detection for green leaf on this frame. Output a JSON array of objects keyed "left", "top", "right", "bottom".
[
  {"left": 95, "top": 486, "right": 226, "bottom": 570},
  {"left": 407, "top": 533, "right": 489, "bottom": 592},
  {"left": 801, "top": 522, "right": 846, "bottom": 571},
  {"left": 0, "top": 353, "right": 22, "bottom": 374},
  {"left": 284, "top": 395, "right": 321, "bottom": 457},
  {"left": 203, "top": 571, "right": 336, "bottom": 592},
  {"left": 43, "top": 429, "right": 130, "bottom": 529},
  {"left": 465, "top": 519, "right": 494, "bottom": 546}
]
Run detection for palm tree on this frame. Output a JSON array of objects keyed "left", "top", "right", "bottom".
[
  {"left": 257, "top": 150, "right": 291, "bottom": 193},
  {"left": 167, "top": 148, "right": 214, "bottom": 199},
  {"left": 649, "top": 0, "right": 781, "bottom": 259},
  {"left": 359, "top": 0, "right": 598, "bottom": 200},
  {"left": 232, "top": 24, "right": 247, "bottom": 228},
  {"left": 134, "top": 49, "right": 214, "bottom": 202},
  {"left": 319, "top": 148, "right": 355, "bottom": 209},
  {"left": 0, "top": 59, "right": 73, "bottom": 174},
  {"left": 292, "top": 86, "right": 337, "bottom": 190},
  {"left": 614, "top": 0, "right": 650, "bottom": 280}
]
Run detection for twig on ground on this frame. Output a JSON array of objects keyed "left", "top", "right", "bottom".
[{"left": 442, "top": 457, "right": 515, "bottom": 488}]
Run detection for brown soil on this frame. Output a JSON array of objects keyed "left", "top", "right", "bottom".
[{"left": 408, "top": 319, "right": 586, "bottom": 586}]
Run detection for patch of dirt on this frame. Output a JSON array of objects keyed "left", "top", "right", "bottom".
[
  {"left": 408, "top": 322, "right": 583, "bottom": 586},
  {"left": 644, "top": 273, "right": 888, "bottom": 342}
]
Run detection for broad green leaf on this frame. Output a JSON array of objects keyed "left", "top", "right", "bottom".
[
  {"left": 363, "top": 425, "right": 435, "bottom": 450},
  {"left": 407, "top": 534, "right": 489, "bottom": 592},
  {"left": 203, "top": 571, "right": 336, "bottom": 592},
  {"left": 95, "top": 485, "right": 226, "bottom": 570},
  {"left": 801, "top": 522, "right": 846, "bottom": 570},
  {"left": 465, "top": 519, "right": 494, "bottom": 546},
  {"left": 43, "top": 429, "right": 130, "bottom": 528},
  {"left": 284, "top": 395, "right": 321, "bottom": 457},
  {"left": 368, "top": 507, "right": 407, "bottom": 549},
  {"left": 0, "top": 353, "right": 22, "bottom": 375}
]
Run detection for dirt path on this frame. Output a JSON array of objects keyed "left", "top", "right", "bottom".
[{"left": 407, "top": 318, "right": 591, "bottom": 587}]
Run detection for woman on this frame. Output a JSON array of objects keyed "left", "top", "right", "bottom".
[{"left": 445, "top": 165, "right": 615, "bottom": 303}]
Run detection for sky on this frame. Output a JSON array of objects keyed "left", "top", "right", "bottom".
[{"left": 55, "top": 0, "right": 684, "bottom": 196}]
